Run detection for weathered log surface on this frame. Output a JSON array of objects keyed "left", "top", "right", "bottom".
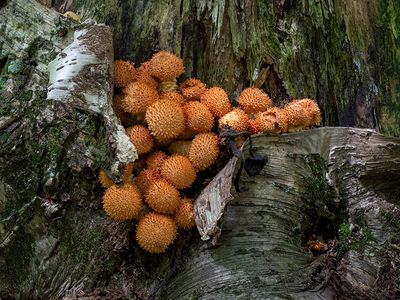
[
  {"left": 0, "top": 1, "right": 399, "bottom": 300},
  {"left": 158, "top": 127, "right": 400, "bottom": 299}
]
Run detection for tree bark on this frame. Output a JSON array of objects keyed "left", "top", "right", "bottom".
[{"left": 0, "top": 0, "right": 399, "bottom": 299}]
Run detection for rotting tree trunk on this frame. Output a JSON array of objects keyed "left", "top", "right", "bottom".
[
  {"left": 54, "top": 0, "right": 400, "bottom": 136},
  {"left": 0, "top": 0, "right": 399, "bottom": 299}
]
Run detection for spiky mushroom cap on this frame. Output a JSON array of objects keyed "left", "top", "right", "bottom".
[
  {"left": 160, "top": 91, "right": 185, "bottom": 105},
  {"left": 102, "top": 183, "right": 142, "bottom": 221},
  {"left": 122, "top": 81, "right": 159, "bottom": 115},
  {"left": 179, "top": 78, "right": 207, "bottom": 101},
  {"left": 136, "top": 212, "right": 177, "bottom": 254},
  {"left": 174, "top": 198, "right": 196, "bottom": 229},
  {"left": 146, "top": 151, "right": 167, "bottom": 171},
  {"left": 295, "top": 99, "right": 321, "bottom": 126},
  {"left": 254, "top": 107, "right": 288, "bottom": 133},
  {"left": 114, "top": 60, "right": 136, "bottom": 88},
  {"left": 145, "top": 99, "right": 185, "bottom": 140},
  {"left": 200, "top": 87, "right": 232, "bottom": 117},
  {"left": 189, "top": 133, "right": 220, "bottom": 171},
  {"left": 283, "top": 100, "right": 312, "bottom": 132},
  {"left": 125, "top": 125, "right": 154, "bottom": 154},
  {"left": 238, "top": 87, "right": 273, "bottom": 113},
  {"left": 248, "top": 119, "right": 262, "bottom": 134},
  {"left": 135, "top": 168, "right": 161, "bottom": 195},
  {"left": 161, "top": 155, "right": 196, "bottom": 189},
  {"left": 168, "top": 140, "right": 192, "bottom": 157},
  {"left": 112, "top": 94, "right": 131, "bottom": 123},
  {"left": 145, "top": 179, "right": 181, "bottom": 214},
  {"left": 219, "top": 108, "right": 249, "bottom": 132},
  {"left": 148, "top": 51, "right": 185, "bottom": 81},
  {"left": 136, "top": 61, "right": 159, "bottom": 89},
  {"left": 184, "top": 101, "right": 214, "bottom": 133},
  {"left": 99, "top": 169, "right": 114, "bottom": 188}
]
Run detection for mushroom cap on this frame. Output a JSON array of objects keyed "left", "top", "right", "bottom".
[
  {"left": 179, "top": 78, "right": 207, "bottom": 101},
  {"left": 102, "top": 183, "right": 142, "bottom": 221},
  {"left": 98, "top": 169, "right": 114, "bottom": 188},
  {"left": 248, "top": 119, "right": 263, "bottom": 134},
  {"left": 135, "top": 168, "right": 161, "bottom": 195},
  {"left": 189, "top": 133, "right": 219, "bottom": 171},
  {"left": 114, "top": 60, "right": 136, "bottom": 88},
  {"left": 160, "top": 91, "right": 185, "bottom": 105},
  {"left": 161, "top": 155, "right": 196, "bottom": 189},
  {"left": 295, "top": 99, "right": 321, "bottom": 126},
  {"left": 200, "top": 87, "right": 232, "bottom": 117},
  {"left": 125, "top": 125, "right": 154, "bottom": 154},
  {"left": 145, "top": 99, "right": 185, "bottom": 140},
  {"left": 145, "top": 179, "right": 181, "bottom": 214},
  {"left": 135, "top": 61, "right": 159, "bottom": 89},
  {"left": 112, "top": 94, "right": 131, "bottom": 123},
  {"left": 255, "top": 107, "right": 288, "bottom": 133},
  {"left": 184, "top": 101, "right": 214, "bottom": 133},
  {"left": 238, "top": 87, "right": 273, "bottom": 113},
  {"left": 122, "top": 81, "right": 159, "bottom": 114},
  {"left": 219, "top": 108, "right": 249, "bottom": 132},
  {"left": 146, "top": 151, "right": 167, "bottom": 171},
  {"left": 168, "top": 140, "right": 192, "bottom": 157},
  {"left": 136, "top": 212, "right": 177, "bottom": 253},
  {"left": 174, "top": 198, "right": 196, "bottom": 229},
  {"left": 283, "top": 100, "right": 311, "bottom": 131},
  {"left": 149, "top": 51, "right": 185, "bottom": 81}
]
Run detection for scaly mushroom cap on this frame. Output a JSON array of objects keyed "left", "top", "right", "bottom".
[
  {"left": 174, "top": 198, "right": 196, "bottom": 229},
  {"left": 219, "top": 108, "right": 249, "bottom": 132},
  {"left": 200, "top": 87, "right": 232, "bottom": 117},
  {"left": 146, "top": 151, "right": 167, "bottom": 171},
  {"left": 145, "top": 179, "right": 181, "bottom": 214},
  {"left": 98, "top": 169, "right": 114, "bottom": 188},
  {"left": 168, "top": 140, "right": 192, "bottom": 157},
  {"left": 189, "top": 133, "right": 219, "bottom": 171},
  {"left": 149, "top": 51, "right": 185, "bottom": 81},
  {"left": 238, "top": 87, "right": 273, "bottom": 113},
  {"left": 283, "top": 100, "right": 311, "bottom": 132},
  {"left": 125, "top": 125, "right": 154, "bottom": 154},
  {"left": 160, "top": 91, "right": 185, "bottom": 105},
  {"left": 122, "top": 81, "right": 159, "bottom": 114},
  {"left": 179, "top": 78, "right": 207, "bottom": 101},
  {"left": 102, "top": 183, "right": 142, "bottom": 221},
  {"left": 295, "top": 99, "right": 321, "bottom": 126},
  {"left": 161, "top": 155, "right": 196, "bottom": 189},
  {"left": 136, "top": 212, "right": 177, "bottom": 253},
  {"left": 136, "top": 61, "right": 159, "bottom": 89},
  {"left": 114, "top": 60, "right": 136, "bottom": 88},
  {"left": 112, "top": 94, "right": 131, "bottom": 123},
  {"left": 145, "top": 99, "right": 185, "bottom": 140},
  {"left": 135, "top": 168, "right": 161, "bottom": 195},
  {"left": 255, "top": 107, "right": 288, "bottom": 133},
  {"left": 184, "top": 101, "right": 214, "bottom": 133},
  {"left": 248, "top": 119, "right": 263, "bottom": 134}
]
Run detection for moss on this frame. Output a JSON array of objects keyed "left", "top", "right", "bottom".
[
  {"left": 339, "top": 212, "right": 375, "bottom": 255},
  {"left": 382, "top": 211, "right": 400, "bottom": 235},
  {"left": 292, "top": 154, "right": 346, "bottom": 246},
  {"left": 1, "top": 227, "right": 35, "bottom": 289}
]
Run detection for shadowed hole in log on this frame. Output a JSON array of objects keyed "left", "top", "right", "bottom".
[{"left": 294, "top": 154, "right": 347, "bottom": 254}]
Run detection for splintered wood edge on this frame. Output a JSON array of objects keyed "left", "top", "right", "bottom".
[{"left": 193, "top": 157, "right": 238, "bottom": 241}]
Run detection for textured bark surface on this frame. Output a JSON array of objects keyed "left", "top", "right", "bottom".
[
  {"left": 0, "top": 0, "right": 399, "bottom": 299},
  {"left": 54, "top": 0, "right": 400, "bottom": 137}
]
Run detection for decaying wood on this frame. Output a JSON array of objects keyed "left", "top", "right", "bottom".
[
  {"left": 1, "top": 1, "right": 399, "bottom": 299},
  {"left": 162, "top": 127, "right": 400, "bottom": 300}
]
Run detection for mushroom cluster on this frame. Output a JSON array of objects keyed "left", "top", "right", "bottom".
[{"left": 100, "top": 51, "right": 322, "bottom": 254}]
